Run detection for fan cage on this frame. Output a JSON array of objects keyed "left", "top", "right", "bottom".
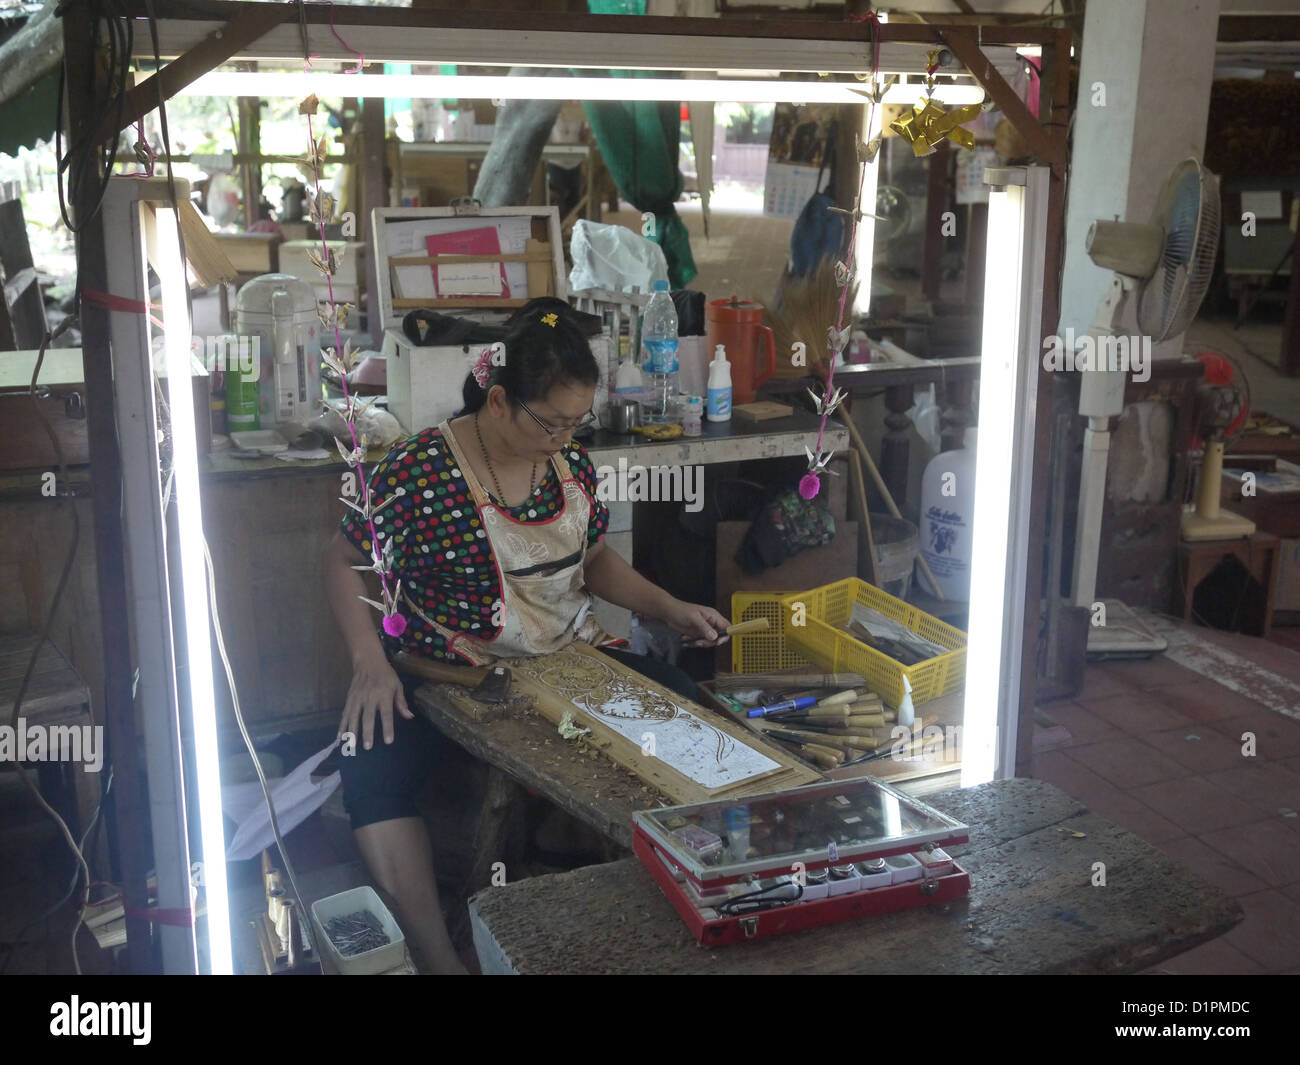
[{"left": 1138, "top": 160, "right": 1221, "bottom": 341}]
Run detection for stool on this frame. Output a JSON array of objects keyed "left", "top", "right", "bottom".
[
  {"left": 0, "top": 633, "right": 98, "bottom": 841},
  {"left": 1176, "top": 532, "right": 1280, "bottom": 638}
]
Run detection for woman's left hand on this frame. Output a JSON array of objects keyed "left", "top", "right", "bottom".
[{"left": 665, "top": 600, "right": 732, "bottom": 647}]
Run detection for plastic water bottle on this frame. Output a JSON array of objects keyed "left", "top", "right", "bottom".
[{"left": 640, "top": 280, "right": 679, "bottom": 424}]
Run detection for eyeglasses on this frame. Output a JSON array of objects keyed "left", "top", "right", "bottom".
[{"left": 516, "top": 398, "right": 598, "bottom": 439}]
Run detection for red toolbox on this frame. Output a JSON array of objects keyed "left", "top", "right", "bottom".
[{"left": 633, "top": 777, "right": 970, "bottom": 946}]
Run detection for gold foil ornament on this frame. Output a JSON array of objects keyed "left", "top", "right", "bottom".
[{"left": 889, "top": 97, "right": 982, "bottom": 156}]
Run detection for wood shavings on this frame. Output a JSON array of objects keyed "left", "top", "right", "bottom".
[{"left": 558, "top": 711, "right": 591, "bottom": 740}]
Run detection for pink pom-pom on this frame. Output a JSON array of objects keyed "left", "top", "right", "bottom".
[
  {"left": 798, "top": 473, "right": 821, "bottom": 500},
  {"left": 382, "top": 612, "right": 407, "bottom": 638}
]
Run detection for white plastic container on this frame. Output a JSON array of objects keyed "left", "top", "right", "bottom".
[
  {"left": 310, "top": 886, "right": 406, "bottom": 975},
  {"left": 919, "top": 426, "right": 977, "bottom": 602},
  {"left": 884, "top": 852, "right": 924, "bottom": 884},
  {"left": 706, "top": 344, "right": 732, "bottom": 422}
]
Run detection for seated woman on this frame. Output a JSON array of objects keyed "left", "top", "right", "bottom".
[{"left": 324, "top": 298, "right": 729, "bottom": 973}]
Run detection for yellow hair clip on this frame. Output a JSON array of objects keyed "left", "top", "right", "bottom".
[{"left": 541, "top": 313, "right": 559, "bottom": 327}]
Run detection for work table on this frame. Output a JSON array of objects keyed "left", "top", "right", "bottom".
[{"left": 196, "top": 408, "right": 845, "bottom": 482}]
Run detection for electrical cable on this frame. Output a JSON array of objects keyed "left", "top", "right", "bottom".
[
  {"left": 5, "top": 316, "right": 92, "bottom": 975},
  {"left": 0, "top": 766, "right": 114, "bottom": 974},
  {"left": 202, "top": 539, "right": 316, "bottom": 968}
]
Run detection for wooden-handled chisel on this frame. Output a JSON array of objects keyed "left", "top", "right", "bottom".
[
  {"left": 764, "top": 731, "right": 843, "bottom": 768},
  {"left": 725, "top": 618, "right": 771, "bottom": 636}
]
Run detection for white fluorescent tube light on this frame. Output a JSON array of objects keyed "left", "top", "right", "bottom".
[
  {"left": 961, "top": 179, "right": 1025, "bottom": 789},
  {"left": 853, "top": 97, "right": 884, "bottom": 318},
  {"left": 155, "top": 206, "right": 233, "bottom": 975},
  {"left": 176, "top": 71, "right": 985, "bottom": 106}
]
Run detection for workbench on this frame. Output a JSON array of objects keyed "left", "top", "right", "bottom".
[
  {"left": 411, "top": 670, "right": 959, "bottom": 937},
  {"left": 465, "top": 777, "right": 1243, "bottom": 975}
]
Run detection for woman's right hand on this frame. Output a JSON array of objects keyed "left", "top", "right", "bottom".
[{"left": 339, "top": 652, "right": 414, "bottom": 750}]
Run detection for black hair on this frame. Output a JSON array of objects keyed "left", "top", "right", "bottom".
[{"left": 460, "top": 297, "right": 600, "bottom": 414}]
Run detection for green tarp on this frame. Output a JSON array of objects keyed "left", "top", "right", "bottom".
[
  {"left": 0, "top": 68, "right": 57, "bottom": 158},
  {"left": 580, "top": 0, "right": 697, "bottom": 288}
]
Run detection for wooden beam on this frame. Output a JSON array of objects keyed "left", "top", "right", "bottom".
[
  {"left": 62, "top": 11, "right": 155, "bottom": 976},
  {"left": 940, "top": 28, "right": 1065, "bottom": 175},
  {"left": 96, "top": 2, "right": 290, "bottom": 150},
  {"left": 124, "top": 0, "right": 1065, "bottom": 57},
  {"left": 1216, "top": 15, "right": 1300, "bottom": 43}
]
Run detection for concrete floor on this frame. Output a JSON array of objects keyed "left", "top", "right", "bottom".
[{"left": 1032, "top": 619, "right": 1300, "bottom": 975}]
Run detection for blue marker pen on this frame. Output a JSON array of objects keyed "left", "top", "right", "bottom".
[{"left": 746, "top": 696, "right": 817, "bottom": 719}]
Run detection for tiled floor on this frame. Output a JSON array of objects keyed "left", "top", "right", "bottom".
[{"left": 1031, "top": 622, "right": 1300, "bottom": 975}]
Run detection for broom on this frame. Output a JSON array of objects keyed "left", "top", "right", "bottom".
[{"left": 767, "top": 257, "right": 859, "bottom": 382}]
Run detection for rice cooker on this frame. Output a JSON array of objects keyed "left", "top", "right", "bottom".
[{"left": 232, "top": 273, "right": 322, "bottom": 431}]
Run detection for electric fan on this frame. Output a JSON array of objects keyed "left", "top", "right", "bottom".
[
  {"left": 1070, "top": 158, "right": 1221, "bottom": 656},
  {"left": 1183, "top": 350, "right": 1254, "bottom": 541},
  {"left": 874, "top": 185, "right": 912, "bottom": 243}
]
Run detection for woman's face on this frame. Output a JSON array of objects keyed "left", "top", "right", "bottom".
[{"left": 491, "top": 379, "right": 597, "bottom": 462}]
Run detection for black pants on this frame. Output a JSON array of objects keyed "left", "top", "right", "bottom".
[{"left": 338, "top": 648, "right": 697, "bottom": 830}]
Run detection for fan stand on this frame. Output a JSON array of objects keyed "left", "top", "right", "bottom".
[{"left": 1181, "top": 437, "right": 1256, "bottom": 542}]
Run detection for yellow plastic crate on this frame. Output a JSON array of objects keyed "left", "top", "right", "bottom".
[
  {"left": 778, "top": 579, "right": 966, "bottom": 708},
  {"left": 729, "top": 592, "right": 812, "bottom": 674}
]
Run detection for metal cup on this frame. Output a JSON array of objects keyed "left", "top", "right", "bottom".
[{"left": 607, "top": 399, "right": 643, "bottom": 435}]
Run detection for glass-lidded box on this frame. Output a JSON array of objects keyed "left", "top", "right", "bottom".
[{"left": 632, "top": 777, "right": 971, "bottom": 946}]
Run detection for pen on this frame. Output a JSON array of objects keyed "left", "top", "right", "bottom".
[{"left": 746, "top": 696, "right": 817, "bottom": 719}]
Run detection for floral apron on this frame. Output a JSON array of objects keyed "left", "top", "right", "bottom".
[{"left": 403, "top": 420, "right": 614, "bottom": 665}]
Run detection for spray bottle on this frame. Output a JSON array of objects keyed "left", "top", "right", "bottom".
[{"left": 897, "top": 675, "right": 915, "bottom": 729}]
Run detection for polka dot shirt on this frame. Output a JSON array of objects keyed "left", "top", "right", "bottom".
[{"left": 339, "top": 426, "right": 609, "bottom": 660}]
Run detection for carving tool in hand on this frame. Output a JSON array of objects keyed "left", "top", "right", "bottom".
[
  {"left": 680, "top": 617, "right": 769, "bottom": 644},
  {"left": 392, "top": 654, "right": 515, "bottom": 704}
]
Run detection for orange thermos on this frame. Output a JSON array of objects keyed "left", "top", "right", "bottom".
[{"left": 705, "top": 297, "right": 777, "bottom": 406}]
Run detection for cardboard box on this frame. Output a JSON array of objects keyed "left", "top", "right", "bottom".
[{"left": 371, "top": 204, "right": 613, "bottom": 435}]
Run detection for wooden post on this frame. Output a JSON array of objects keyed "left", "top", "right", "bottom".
[
  {"left": 62, "top": 10, "right": 154, "bottom": 975},
  {"left": 362, "top": 67, "right": 386, "bottom": 347},
  {"left": 881, "top": 383, "right": 916, "bottom": 508},
  {"left": 964, "top": 200, "right": 988, "bottom": 312},
  {"left": 921, "top": 141, "right": 950, "bottom": 303},
  {"left": 237, "top": 72, "right": 261, "bottom": 229},
  {"left": 1013, "top": 29, "right": 1074, "bottom": 775}
]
